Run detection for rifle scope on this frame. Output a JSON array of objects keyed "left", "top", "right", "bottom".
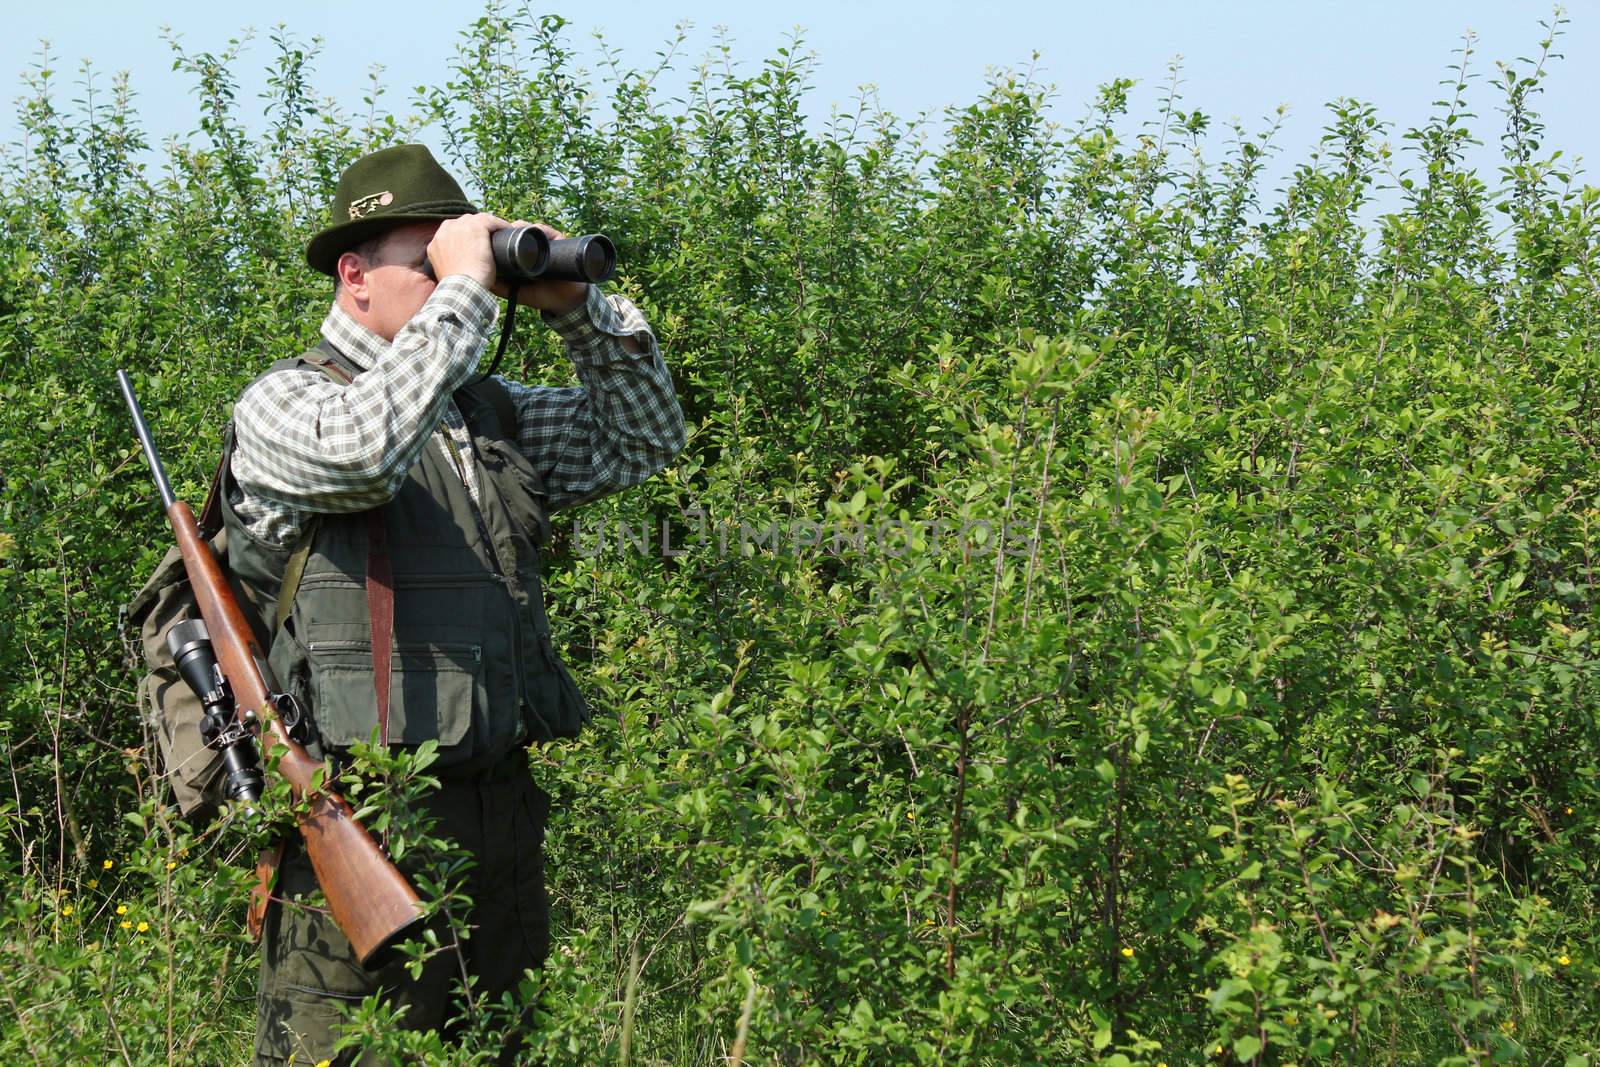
[{"left": 167, "top": 619, "right": 265, "bottom": 806}]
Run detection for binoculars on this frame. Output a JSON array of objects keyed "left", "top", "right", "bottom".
[{"left": 422, "top": 227, "right": 616, "bottom": 286}]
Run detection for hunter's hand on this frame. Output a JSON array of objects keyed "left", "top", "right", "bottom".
[
  {"left": 427, "top": 212, "right": 509, "bottom": 290},
  {"left": 496, "top": 222, "right": 589, "bottom": 316}
]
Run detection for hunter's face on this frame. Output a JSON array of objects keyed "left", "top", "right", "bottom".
[{"left": 359, "top": 221, "right": 443, "bottom": 342}]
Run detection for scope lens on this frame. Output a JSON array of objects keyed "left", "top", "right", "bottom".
[
  {"left": 166, "top": 618, "right": 222, "bottom": 702},
  {"left": 167, "top": 618, "right": 211, "bottom": 662}
]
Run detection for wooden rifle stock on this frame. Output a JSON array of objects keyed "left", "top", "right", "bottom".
[{"left": 119, "top": 371, "right": 424, "bottom": 966}]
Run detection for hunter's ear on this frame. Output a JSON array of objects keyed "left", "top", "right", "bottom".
[{"left": 335, "top": 250, "right": 369, "bottom": 301}]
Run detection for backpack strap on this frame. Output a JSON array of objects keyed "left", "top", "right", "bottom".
[
  {"left": 275, "top": 540, "right": 314, "bottom": 630},
  {"left": 302, "top": 337, "right": 358, "bottom": 385},
  {"left": 270, "top": 340, "right": 361, "bottom": 633}
]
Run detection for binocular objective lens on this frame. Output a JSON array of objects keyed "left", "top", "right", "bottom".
[{"left": 583, "top": 239, "right": 614, "bottom": 280}]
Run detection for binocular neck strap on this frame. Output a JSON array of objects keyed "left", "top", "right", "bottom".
[{"left": 470, "top": 283, "right": 520, "bottom": 385}]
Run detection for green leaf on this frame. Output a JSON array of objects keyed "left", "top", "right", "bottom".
[{"left": 1089, "top": 1007, "right": 1112, "bottom": 1050}]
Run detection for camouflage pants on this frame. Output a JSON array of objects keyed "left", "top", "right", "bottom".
[{"left": 253, "top": 763, "right": 551, "bottom": 1066}]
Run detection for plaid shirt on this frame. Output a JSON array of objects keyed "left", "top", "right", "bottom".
[{"left": 230, "top": 276, "right": 686, "bottom": 547}]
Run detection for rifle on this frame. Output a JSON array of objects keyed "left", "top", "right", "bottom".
[{"left": 117, "top": 369, "right": 424, "bottom": 966}]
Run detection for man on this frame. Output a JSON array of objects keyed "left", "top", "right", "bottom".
[{"left": 223, "top": 143, "right": 685, "bottom": 1064}]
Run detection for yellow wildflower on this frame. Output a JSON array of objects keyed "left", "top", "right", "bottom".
[
  {"left": 1558, "top": 955, "right": 1571, "bottom": 966},
  {"left": 115, "top": 904, "right": 127, "bottom": 916},
  {"left": 119, "top": 921, "right": 131, "bottom": 930},
  {"left": 61, "top": 904, "right": 73, "bottom": 917},
  {"left": 906, "top": 810, "right": 915, "bottom": 821},
  {"left": 87, "top": 879, "right": 98, "bottom": 889},
  {"left": 166, "top": 861, "right": 177, "bottom": 870},
  {"left": 316, "top": 1060, "right": 332, "bottom": 1067},
  {"left": 1565, "top": 806, "right": 1574, "bottom": 815},
  {"left": 1121, "top": 946, "right": 1134, "bottom": 958},
  {"left": 102, "top": 859, "right": 113, "bottom": 870},
  {"left": 136, "top": 921, "right": 149, "bottom": 933}
]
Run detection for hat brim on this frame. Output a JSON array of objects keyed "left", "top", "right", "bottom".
[{"left": 305, "top": 200, "right": 477, "bottom": 276}]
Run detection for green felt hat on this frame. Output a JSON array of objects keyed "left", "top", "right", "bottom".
[{"left": 305, "top": 144, "right": 477, "bottom": 276}]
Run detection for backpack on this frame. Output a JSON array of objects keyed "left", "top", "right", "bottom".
[{"left": 123, "top": 352, "right": 525, "bottom": 820}]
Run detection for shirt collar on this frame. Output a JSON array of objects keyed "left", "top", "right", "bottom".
[{"left": 320, "top": 302, "right": 389, "bottom": 372}]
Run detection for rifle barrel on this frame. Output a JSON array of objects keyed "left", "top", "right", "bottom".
[{"left": 116, "top": 370, "right": 177, "bottom": 509}]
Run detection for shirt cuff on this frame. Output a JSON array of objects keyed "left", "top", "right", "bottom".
[
  {"left": 540, "top": 285, "right": 653, "bottom": 355},
  {"left": 428, "top": 274, "right": 500, "bottom": 335}
]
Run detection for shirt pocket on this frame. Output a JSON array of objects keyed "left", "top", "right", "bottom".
[{"left": 305, "top": 624, "right": 483, "bottom": 754}]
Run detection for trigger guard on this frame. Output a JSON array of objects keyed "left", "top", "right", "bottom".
[{"left": 272, "top": 692, "right": 311, "bottom": 743}]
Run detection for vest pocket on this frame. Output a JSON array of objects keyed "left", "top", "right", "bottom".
[
  {"left": 528, "top": 630, "right": 592, "bottom": 740},
  {"left": 478, "top": 438, "right": 551, "bottom": 548},
  {"left": 305, "top": 634, "right": 481, "bottom": 752}
]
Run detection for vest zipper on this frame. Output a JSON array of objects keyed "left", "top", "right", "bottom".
[{"left": 454, "top": 434, "right": 532, "bottom": 741}]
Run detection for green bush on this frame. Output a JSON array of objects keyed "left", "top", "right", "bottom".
[{"left": 2, "top": 6, "right": 1597, "bottom": 1063}]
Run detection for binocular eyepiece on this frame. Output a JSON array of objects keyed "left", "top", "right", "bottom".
[
  {"left": 167, "top": 619, "right": 265, "bottom": 806},
  {"left": 421, "top": 227, "right": 616, "bottom": 286}
]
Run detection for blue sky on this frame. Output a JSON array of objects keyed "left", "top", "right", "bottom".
[{"left": 4, "top": 1, "right": 1593, "bottom": 202}]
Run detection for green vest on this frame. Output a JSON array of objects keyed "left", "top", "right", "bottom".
[{"left": 220, "top": 344, "right": 590, "bottom": 777}]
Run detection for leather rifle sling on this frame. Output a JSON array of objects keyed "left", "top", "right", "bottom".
[
  {"left": 367, "top": 510, "right": 394, "bottom": 748},
  {"left": 247, "top": 841, "right": 285, "bottom": 941}
]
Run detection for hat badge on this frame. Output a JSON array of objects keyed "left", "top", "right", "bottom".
[{"left": 348, "top": 191, "right": 395, "bottom": 220}]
